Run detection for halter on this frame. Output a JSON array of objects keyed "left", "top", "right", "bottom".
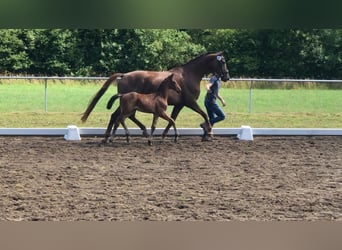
[{"left": 216, "top": 55, "right": 229, "bottom": 79}]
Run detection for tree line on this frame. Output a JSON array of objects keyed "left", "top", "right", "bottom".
[{"left": 0, "top": 29, "right": 341, "bottom": 79}]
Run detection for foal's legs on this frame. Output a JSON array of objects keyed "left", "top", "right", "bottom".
[
  {"left": 109, "top": 117, "right": 121, "bottom": 142},
  {"left": 128, "top": 112, "right": 149, "bottom": 137},
  {"left": 110, "top": 116, "right": 130, "bottom": 143},
  {"left": 148, "top": 111, "right": 178, "bottom": 146},
  {"left": 148, "top": 115, "right": 159, "bottom": 146},
  {"left": 163, "top": 102, "right": 211, "bottom": 140},
  {"left": 159, "top": 111, "right": 178, "bottom": 143},
  {"left": 104, "top": 108, "right": 148, "bottom": 143},
  {"left": 103, "top": 107, "right": 120, "bottom": 143},
  {"left": 161, "top": 105, "right": 183, "bottom": 139},
  {"left": 120, "top": 119, "right": 130, "bottom": 143}
]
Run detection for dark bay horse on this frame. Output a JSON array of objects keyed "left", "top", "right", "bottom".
[
  {"left": 81, "top": 51, "right": 230, "bottom": 142},
  {"left": 110, "top": 73, "right": 181, "bottom": 145}
]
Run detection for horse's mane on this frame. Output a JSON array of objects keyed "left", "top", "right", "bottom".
[
  {"left": 169, "top": 51, "right": 221, "bottom": 70},
  {"left": 182, "top": 52, "right": 212, "bottom": 66}
]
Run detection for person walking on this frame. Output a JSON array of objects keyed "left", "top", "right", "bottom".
[{"left": 201, "top": 73, "right": 226, "bottom": 140}]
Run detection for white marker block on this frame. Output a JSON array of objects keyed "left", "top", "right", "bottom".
[
  {"left": 64, "top": 125, "right": 81, "bottom": 141},
  {"left": 237, "top": 125, "right": 253, "bottom": 141}
]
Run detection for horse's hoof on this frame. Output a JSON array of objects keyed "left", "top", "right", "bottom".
[
  {"left": 148, "top": 140, "right": 152, "bottom": 146},
  {"left": 200, "top": 122, "right": 208, "bottom": 130},
  {"left": 200, "top": 123, "right": 209, "bottom": 136},
  {"left": 201, "top": 135, "right": 213, "bottom": 142}
]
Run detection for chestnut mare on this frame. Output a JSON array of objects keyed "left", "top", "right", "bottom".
[
  {"left": 109, "top": 73, "right": 181, "bottom": 145},
  {"left": 81, "top": 51, "right": 230, "bottom": 142}
]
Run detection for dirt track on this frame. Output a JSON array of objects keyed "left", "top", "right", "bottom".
[{"left": 0, "top": 135, "right": 341, "bottom": 221}]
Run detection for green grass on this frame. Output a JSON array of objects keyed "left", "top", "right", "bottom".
[
  {"left": 0, "top": 80, "right": 111, "bottom": 112},
  {"left": 224, "top": 89, "right": 342, "bottom": 113},
  {"left": 0, "top": 80, "right": 341, "bottom": 128}
]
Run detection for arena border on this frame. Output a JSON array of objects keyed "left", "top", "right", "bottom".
[{"left": 0, "top": 127, "right": 341, "bottom": 137}]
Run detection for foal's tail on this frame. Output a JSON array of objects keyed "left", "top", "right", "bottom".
[
  {"left": 81, "top": 73, "right": 123, "bottom": 122},
  {"left": 106, "top": 94, "right": 122, "bottom": 110}
]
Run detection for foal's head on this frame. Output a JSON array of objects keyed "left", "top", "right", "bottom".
[{"left": 160, "top": 74, "right": 181, "bottom": 94}]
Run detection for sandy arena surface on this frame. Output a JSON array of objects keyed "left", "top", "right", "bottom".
[{"left": 0, "top": 135, "right": 341, "bottom": 221}]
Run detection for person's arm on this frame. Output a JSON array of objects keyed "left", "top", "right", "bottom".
[
  {"left": 205, "top": 82, "right": 212, "bottom": 93},
  {"left": 217, "top": 93, "right": 226, "bottom": 107}
]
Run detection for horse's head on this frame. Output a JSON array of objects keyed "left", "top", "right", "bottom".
[
  {"left": 214, "top": 52, "right": 230, "bottom": 82},
  {"left": 164, "top": 73, "right": 181, "bottom": 93}
]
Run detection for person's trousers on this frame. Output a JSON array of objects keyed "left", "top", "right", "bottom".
[{"left": 204, "top": 98, "right": 225, "bottom": 126}]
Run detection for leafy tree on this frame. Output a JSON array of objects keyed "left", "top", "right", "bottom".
[
  {"left": 0, "top": 29, "right": 340, "bottom": 78},
  {"left": 322, "top": 29, "right": 342, "bottom": 79},
  {"left": 137, "top": 29, "right": 205, "bottom": 70},
  {"left": 70, "top": 29, "right": 205, "bottom": 75},
  {"left": 200, "top": 29, "right": 260, "bottom": 77},
  {"left": 299, "top": 29, "right": 342, "bottom": 79},
  {"left": 72, "top": 29, "right": 104, "bottom": 75},
  {"left": 0, "top": 29, "right": 30, "bottom": 73},
  {"left": 95, "top": 29, "right": 205, "bottom": 73},
  {"left": 28, "top": 29, "right": 77, "bottom": 75},
  {"left": 199, "top": 29, "right": 342, "bottom": 79}
]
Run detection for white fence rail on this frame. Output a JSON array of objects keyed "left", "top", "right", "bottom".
[
  {"left": 1, "top": 76, "right": 341, "bottom": 113},
  {"left": 1, "top": 127, "right": 342, "bottom": 137}
]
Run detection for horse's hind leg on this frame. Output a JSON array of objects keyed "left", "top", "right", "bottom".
[
  {"left": 110, "top": 116, "right": 130, "bottom": 143},
  {"left": 120, "top": 119, "right": 130, "bottom": 143},
  {"left": 103, "top": 107, "right": 120, "bottom": 143},
  {"left": 109, "top": 117, "right": 121, "bottom": 143}
]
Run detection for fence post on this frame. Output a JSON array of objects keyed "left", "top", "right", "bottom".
[
  {"left": 44, "top": 78, "right": 47, "bottom": 112},
  {"left": 248, "top": 80, "right": 253, "bottom": 113}
]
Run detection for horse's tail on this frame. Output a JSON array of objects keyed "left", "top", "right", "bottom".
[
  {"left": 106, "top": 94, "right": 122, "bottom": 110},
  {"left": 81, "top": 73, "right": 123, "bottom": 122}
]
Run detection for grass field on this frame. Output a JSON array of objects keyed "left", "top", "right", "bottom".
[{"left": 0, "top": 80, "right": 341, "bottom": 128}]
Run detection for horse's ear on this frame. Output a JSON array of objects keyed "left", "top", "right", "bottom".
[{"left": 168, "top": 73, "right": 174, "bottom": 80}]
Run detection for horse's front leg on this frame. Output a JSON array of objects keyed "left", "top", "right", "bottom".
[
  {"left": 148, "top": 115, "right": 159, "bottom": 146},
  {"left": 186, "top": 101, "right": 212, "bottom": 140},
  {"left": 110, "top": 118, "right": 121, "bottom": 143},
  {"left": 103, "top": 107, "right": 120, "bottom": 143},
  {"left": 173, "top": 122, "right": 179, "bottom": 143},
  {"left": 129, "top": 111, "right": 149, "bottom": 137},
  {"left": 160, "top": 112, "right": 178, "bottom": 143},
  {"left": 162, "top": 105, "right": 183, "bottom": 139}
]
